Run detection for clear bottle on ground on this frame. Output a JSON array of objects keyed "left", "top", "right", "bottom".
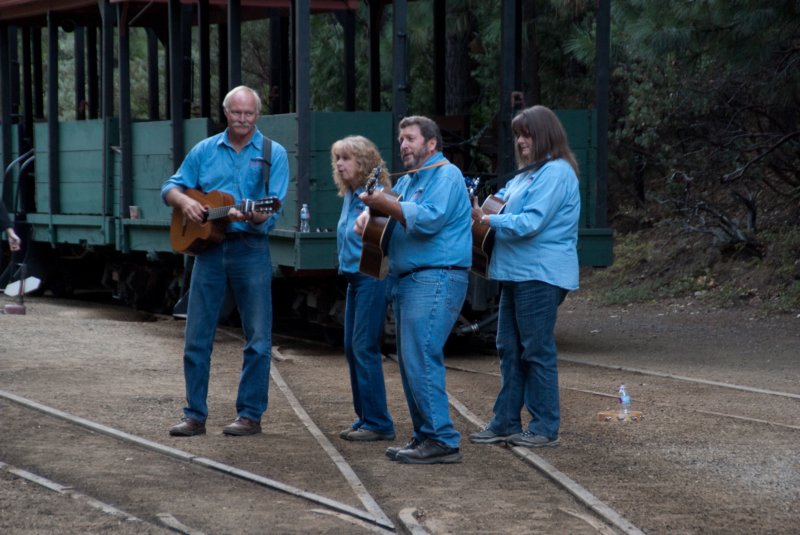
[
  {"left": 618, "top": 384, "right": 631, "bottom": 414},
  {"left": 299, "top": 203, "right": 310, "bottom": 232}
]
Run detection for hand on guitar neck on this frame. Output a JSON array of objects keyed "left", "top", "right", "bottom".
[
  {"left": 360, "top": 168, "right": 405, "bottom": 226},
  {"left": 466, "top": 176, "right": 489, "bottom": 225},
  {"left": 354, "top": 167, "right": 383, "bottom": 237},
  {"left": 465, "top": 176, "right": 507, "bottom": 279}
]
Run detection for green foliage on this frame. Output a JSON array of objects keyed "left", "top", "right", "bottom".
[
  {"left": 240, "top": 20, "right": 270, "bottom": 98},
  {"left": 609, "top": 0, "right": 800, "bottom": 194},
  {"left": 773, "top": 281, "right": 800, "bottom": 313},
  {"left": 43, "top": 27, "right": 169, "bottom": 120},
  {"left": 582, "top": 221, "right": 800, "bottom": 313},
  {"left": 128, "top": 29, "right": 161, "bottom": 118},
  {"left": 305, "top": 0, "right": 600, "bottom": 166},
  {"left": 309, "top": 14, "right": 348, "bottom": 111},
  {"left": 760, "top": 228, "right": 800, "bottom": 312},
  {"left": 531, "top": 2, "right": 595, "bottom": 108},
  {"left": 601, "top": 1, "right": 800, "bottom": 316}
]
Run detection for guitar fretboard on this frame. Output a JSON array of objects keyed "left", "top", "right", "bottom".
[{"left": 207, "top": 201, "right": 250, "bottom": 221}]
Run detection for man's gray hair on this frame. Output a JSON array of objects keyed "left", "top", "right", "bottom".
[{"left": 222, "top": 85, "right": 262, "bottom": 113}]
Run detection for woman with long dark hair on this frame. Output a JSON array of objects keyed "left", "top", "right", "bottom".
[{"left": 469, "top": 105, "right": 581, "bottom": 448}]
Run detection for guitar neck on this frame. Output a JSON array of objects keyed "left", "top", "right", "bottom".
[{"left": 206, "top": 200, "right": 252, "bottom": 221}]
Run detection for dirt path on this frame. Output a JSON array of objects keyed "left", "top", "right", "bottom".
[{"left": 1, "top": 295, "right": 798, "bottom": 534}]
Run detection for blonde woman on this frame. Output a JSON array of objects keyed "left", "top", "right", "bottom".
[{"left": 331, "top": 135, "right": 396, "bottom": 442}]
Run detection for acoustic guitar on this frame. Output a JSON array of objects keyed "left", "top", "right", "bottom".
[
  {"left": 170, "top": 188, "right": 281, "bottom": 255},
  {"left": 358, "top": 167, "right": 401, "bottom": 279},
  {"left": 471, "top": 189, "right": 507, "bottom": 279}
]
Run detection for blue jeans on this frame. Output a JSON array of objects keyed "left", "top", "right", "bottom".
[
  {"left": 343, "top": 272, "right": 395, "bottom": 435},
  {"left": 393, "top": 268, "right": 468, "bottom": 449},
  {"left": 488, "top": 280, "right": 566, "bottom": 439},
  {"left": 182, "top": 234, "right": 273, "bottom": 423}
]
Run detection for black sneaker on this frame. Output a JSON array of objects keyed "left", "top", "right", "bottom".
[
  {"left": 506, "top": 431, "right": 559, "bottom": 448},
  {"left": 396, "top": 439, "right": 462, "bottom": 464},
  {"left": 468, "top": 426, "right": 510, "bottom": 444},
  {"left": 385, "top": 438, "right": 421, "bottom": 460}
]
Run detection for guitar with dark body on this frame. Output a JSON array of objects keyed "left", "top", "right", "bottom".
[
  {"left": 170, "top": 188, "right": 281, "bottom": 255},
  {"left": 469, "top": 176, "right": 507, "bottom": 279},
  {"left": 358, "top": 167, "right": 401, "bottom": 279}
]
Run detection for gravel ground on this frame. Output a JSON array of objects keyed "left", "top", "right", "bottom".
[{"left": 1, "top": 294, "right": 798, "bottom": 534}]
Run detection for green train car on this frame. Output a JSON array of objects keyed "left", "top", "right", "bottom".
[{"left": 0, "top": 0, "right": 613, "bottom": 337}]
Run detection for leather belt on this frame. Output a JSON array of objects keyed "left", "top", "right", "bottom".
[
  {"left": 225, "top": 232, "right": 263, "bottom": 239},
  {"left": 398, "top": 265, "right": 469, "bottom": 278}
]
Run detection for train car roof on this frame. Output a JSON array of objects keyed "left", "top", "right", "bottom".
[{"left": 0, "top": 0, "right": 360, "bottom": 25}]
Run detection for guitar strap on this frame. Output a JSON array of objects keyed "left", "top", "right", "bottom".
[
  {"left": 389, "top": 160, "right": 448, "bottom": 178},
  {"left": 262, "top": 136, "right": 272, "bottom": 193},
  {"left": 486, "top": 158, "right": 551, "bottom": 189}
]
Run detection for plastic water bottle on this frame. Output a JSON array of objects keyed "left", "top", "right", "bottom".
[
  {"left": 299, "top": 203, "right": 310, "bottom": 232},
  {"left": 618, "top": 384, "right": 631, "bottom": 414}
]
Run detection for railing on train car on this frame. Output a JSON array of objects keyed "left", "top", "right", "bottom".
[{"left": 12, "top": 110, "right": 611, "bottom": 269}]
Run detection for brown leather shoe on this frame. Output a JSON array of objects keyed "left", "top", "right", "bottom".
[
  {"left": 223, "top": 416, "right": 262, "bottom": 436},
  {"left": 169, "top": 417, "right": 206, "bottom": 437}
]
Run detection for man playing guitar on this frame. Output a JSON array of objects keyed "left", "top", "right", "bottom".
[
  {"left": 356, "top": 116, "right": 471, "bottom": 465},
  {"left": 161, "top": 86, "right": 288, "bottom": 438}
]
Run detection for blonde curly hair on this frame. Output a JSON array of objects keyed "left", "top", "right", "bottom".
[{"left": 330, "top": 136, "right": 391, "bottom": 197}]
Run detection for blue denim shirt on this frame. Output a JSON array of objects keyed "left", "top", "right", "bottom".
[
  {"left": 160, "top": 128, "right": 289, "bottom": 234},
  {"left": 488, "top": 158, "right": 580, "bottom": 290},
  {"left": 388, "top": 152, "right": 472, "bottom": 275},
  {"left": 336, "top": 186, "right": 367, "bottom": 273}
]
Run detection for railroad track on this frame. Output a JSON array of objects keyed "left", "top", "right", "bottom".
[
  {"left": 443, "top": 356, "right": 800, "bottom": 432},
  {"left": 0, "top": 331, "right": 638, "bottom": 534},
  {"left": 0, "top": 388, "right": 395, "bottom": 534}
]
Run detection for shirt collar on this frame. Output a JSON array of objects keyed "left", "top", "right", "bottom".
[
  {"left": 409, "top": 151, "right": 446, "bottom": 179},
  {"left": 220, "top": 127, "right": 262, "bottom": 151}
]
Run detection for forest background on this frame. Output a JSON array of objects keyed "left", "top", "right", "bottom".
[{"left": 50, "top": 0, "right": 800, "bottom": 315}]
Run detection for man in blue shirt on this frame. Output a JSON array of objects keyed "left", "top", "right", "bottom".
[
  {"left": 356, "top": 116, "right": 471, "bottom": 464},
  {"left": 162, "top": 86, "right": 288, "bottom": 437}
]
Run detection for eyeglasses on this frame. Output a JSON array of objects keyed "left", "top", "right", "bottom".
[{"left": 227, "top": 110, "right": 256, "bottom": 119}]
